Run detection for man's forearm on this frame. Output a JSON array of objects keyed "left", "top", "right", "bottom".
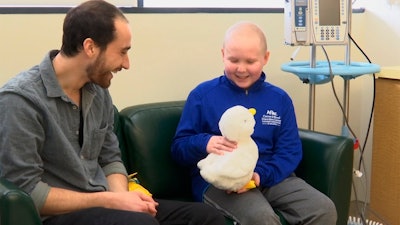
[
  {"left": 40, "top": 187, "right": 111, "bottom": 216},
  {"left": 107, "top": 173, "right": 129, "bottom": 192}
]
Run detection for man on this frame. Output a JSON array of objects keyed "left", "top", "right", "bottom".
[
  {"left": 0, "top": 1, "right": 225, "bottom": 225},
  {"left": 171, "top": 21, "right": 337, "bottom": 225}
]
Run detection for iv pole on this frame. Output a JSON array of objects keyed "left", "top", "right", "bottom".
[
  {"left": 308, "top": 0, "right": 351, "bottom": 133},
  {"left": 342, "top": 0, "right": 352, "bottom": 136},
  {"left": 281, "top": 0, "right": 380, "bottom": 134},
  {"left": 309, "top": 46, "right": 316, "bottom": 131}
]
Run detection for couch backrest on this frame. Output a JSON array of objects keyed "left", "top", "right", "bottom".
[{"left": 118, "top": 101, "right": 192, "bottom": 200}]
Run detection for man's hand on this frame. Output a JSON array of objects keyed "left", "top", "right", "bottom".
[
  {"left": 41, "top": 176, "right": 159, "bottom": 217},
  {"left": 107, "top": 191, "right": 159, "bottom": 216},
  {"left": 106, "top": 173, "right": 157, "bottom": 216}
]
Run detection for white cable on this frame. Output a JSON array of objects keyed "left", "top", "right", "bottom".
[
  {"left": 353, "top": 168, "right": 363, "bottom": 177},
  {"left": 290, "top": 46, "right": 301, "bottom": 61}
]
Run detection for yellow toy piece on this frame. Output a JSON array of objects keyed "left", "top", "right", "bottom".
[
  {"left": 243, "top": 180, "right": 256, "bottom": 189},
  {"left": 248, "top": 108, "right": 256, "bottom": 116},
  {"left": 128, "top": 173, "right": 152, "bottom": 196}
]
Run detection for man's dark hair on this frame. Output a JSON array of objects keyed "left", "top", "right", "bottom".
[{"left": 60, "top": 0, "right": 128, "bottom": 57}]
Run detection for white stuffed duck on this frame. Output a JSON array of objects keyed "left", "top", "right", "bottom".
[{"left": 197, "top": 105, "right": 259, "bottom": 191}]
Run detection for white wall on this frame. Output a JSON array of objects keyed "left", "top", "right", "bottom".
[{"left": 0, "top": 13, "right": 367, "bottom": 130}]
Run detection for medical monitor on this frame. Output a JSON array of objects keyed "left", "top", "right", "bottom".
[{"left": 284, "top": 0, "right": 349, "bottom": 46}]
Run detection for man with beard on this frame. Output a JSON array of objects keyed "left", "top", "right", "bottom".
[{"left": 0, "top": 1, "right": 225, "bottom": 225}]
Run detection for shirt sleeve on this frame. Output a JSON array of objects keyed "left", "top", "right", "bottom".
[
  {"left": 171, "top": 91, "right": 212, "bottom": 167},
  {"left": 0, "top": 92, "right": 47, "bottom": 199},
  {"left": 97, "top": 90, "right": 128, "bottom": 177}
]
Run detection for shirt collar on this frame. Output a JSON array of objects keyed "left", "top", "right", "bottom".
[
  {"left": 223, "top": 71, "right": 266, "bottom": 92},
  {"left": 39, "top": 50, "right": 97, "bottom": 100},
  {"left": 40, "top": 50, "right": 64, "bottom": 98}
]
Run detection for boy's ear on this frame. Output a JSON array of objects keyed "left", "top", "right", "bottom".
[{"left": 263, "top": 51, "right": 271, "bottom": 65}]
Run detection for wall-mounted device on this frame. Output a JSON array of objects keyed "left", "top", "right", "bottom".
[{"left": 284, "top": 0, "right": 349, "bottom": 46}]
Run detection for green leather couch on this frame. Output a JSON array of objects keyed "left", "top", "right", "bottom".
[{"left": 0, "top": 100, "right": 354, "bottom": 225}]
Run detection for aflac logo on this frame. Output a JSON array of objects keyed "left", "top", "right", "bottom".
[
  {"left": 262, "top": 109, "right": 281, "bottom": 126},
  {"left": 266, "top": 110, "right": 277, "bottom": 116}
]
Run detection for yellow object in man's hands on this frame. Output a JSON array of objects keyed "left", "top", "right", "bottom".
[
  {"left": 243, "top": 180, "right": 256, "bottom": 189},
  {"left": 128, "top": 173, "right": 152, "bottom": 196}
]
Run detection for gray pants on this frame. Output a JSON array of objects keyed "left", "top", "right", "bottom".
[{"left": 203, "top": 175, "right": 337, "bottom": 225}]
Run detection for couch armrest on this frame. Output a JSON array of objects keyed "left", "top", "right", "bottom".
[
  {"left": 297, "top": 129, "right": 353, "bottom": 225},
  {"left": 0, "top": 178, "right": 42, "bottom": 225}
]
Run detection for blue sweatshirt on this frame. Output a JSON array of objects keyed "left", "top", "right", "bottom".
[{"left": 171, "top": 73, "right": 302, "bottom": 202}]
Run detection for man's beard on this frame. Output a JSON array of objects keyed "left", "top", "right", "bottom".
[{"left": 86, "top": 53, "right": 112, "bottom": 88}]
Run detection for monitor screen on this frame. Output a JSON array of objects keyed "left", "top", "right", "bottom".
[
  {"left": 296, "top": 0, "right": 307, "bottom": 6},
  {"left": 319, "top": 0, "right": 340, "bottom": 26}
]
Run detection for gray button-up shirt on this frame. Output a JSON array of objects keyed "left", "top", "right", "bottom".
[{"left": 0, "top": 50, "right": 127, "bottom": 211}]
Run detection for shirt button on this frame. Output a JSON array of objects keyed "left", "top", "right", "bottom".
[
  {"left": 72, "top": 105, "right": 78, "bottom": 110},
  {"left": 76, "top": 130, "right": 79, "bottom": 135}
]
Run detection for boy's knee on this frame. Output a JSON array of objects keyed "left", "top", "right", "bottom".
[
  {"left": 316, "top": 197, "right": 337, "bottom": 224},
  {"left": 325, "top": 199, "right": 338, "bottom": 221}
]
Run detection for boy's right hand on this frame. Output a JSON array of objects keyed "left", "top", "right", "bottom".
[{"left": 207, "top": 135, "right": 237, "bottom": 155}]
